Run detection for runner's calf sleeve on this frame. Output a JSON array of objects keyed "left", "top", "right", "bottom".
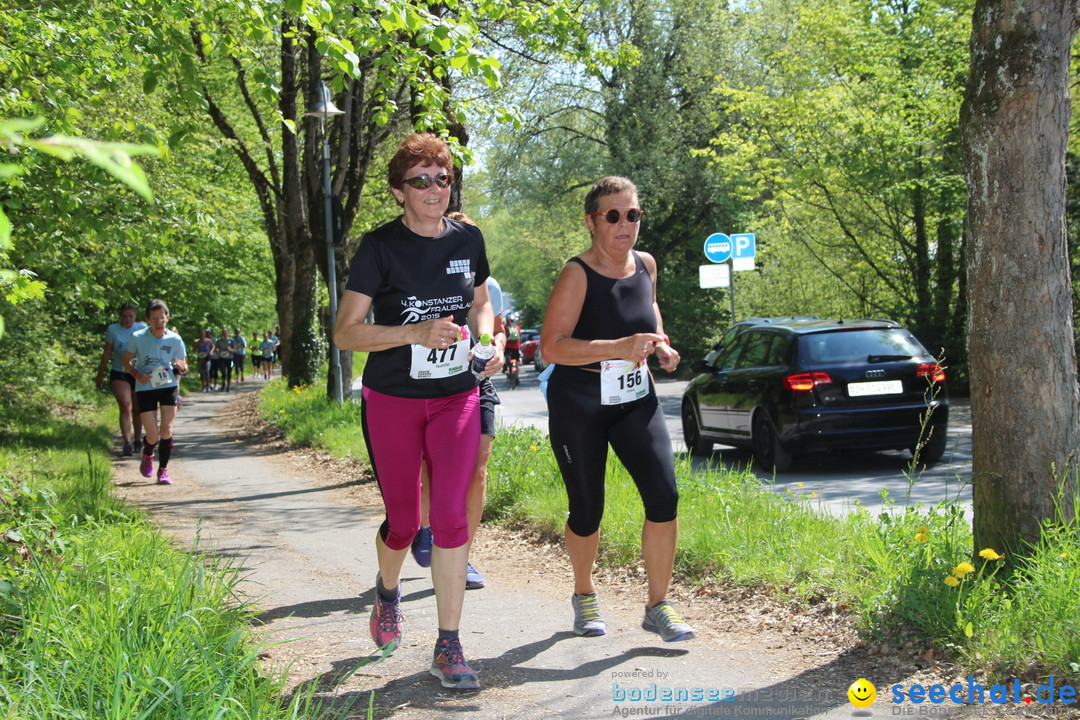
[{"left": 159, "top": 438, "right": 174, "bottom": 468}]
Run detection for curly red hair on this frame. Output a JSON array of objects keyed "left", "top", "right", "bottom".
[{"left": 387, "top": 133, "right": 454, "bottom": 189}]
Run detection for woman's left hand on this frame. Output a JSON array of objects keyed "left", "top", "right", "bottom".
[
  {"left": 472, "top": 345, "right": 504, "bottom": 377},
  {"left": 653, "top": 340, "right": 680, "bottom": 373},
  {"left": 174, "top": 358, "right": 189, "bottom": 375}
]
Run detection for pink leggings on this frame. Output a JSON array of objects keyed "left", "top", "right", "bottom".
[{"left": 361, "top": 386, "right": 479, "bottom": 551}]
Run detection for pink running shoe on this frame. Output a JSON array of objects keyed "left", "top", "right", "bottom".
[
  {"left": 369, "top": 577, "right": 403, "bottom": 650},
  {"left": 156, "top": 468, "right": 172, "bottom": 485},
  {"left": 139, "top": 451, "right": 154, "bottom": 478}
]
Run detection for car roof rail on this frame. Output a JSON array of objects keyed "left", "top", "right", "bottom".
[{"left": 830, "top": 318, "right": 898, "bottom": 326}]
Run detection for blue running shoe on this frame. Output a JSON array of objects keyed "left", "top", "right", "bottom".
[
  {"left": 411, "top": 526, "right": 433, "bottom": 568},
  {"left": 465, "top": 561, "right": 485, "bottom": 590}
]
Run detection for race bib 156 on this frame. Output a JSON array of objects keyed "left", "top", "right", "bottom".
[{"left": 600, "top": 359, "right": 648, "bottom": 405}]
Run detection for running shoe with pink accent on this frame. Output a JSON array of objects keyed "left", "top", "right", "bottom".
[
  {"left": 369, "top": 576, "right": 403, "bottom": 650},
  {"left": 156, "top": 468, "right": 172, "bottom": 485},
  {"left": 139, "top": 451, "right": 154, "bottom": 478}
]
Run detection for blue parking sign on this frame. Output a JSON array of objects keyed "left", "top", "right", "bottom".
[
  {"left": 731, "top": 233, "right": 756, "bottom": 259},
  {"left": 704, "top": 233, "right": 732, "bottom": 263}
]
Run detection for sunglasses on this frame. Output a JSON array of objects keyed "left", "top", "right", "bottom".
[
  {"left": 588, "top": 208, "right": 644, "bottom": 224},
  {"left": 402, "top": 173, "right": 452, "bottom": 190}
]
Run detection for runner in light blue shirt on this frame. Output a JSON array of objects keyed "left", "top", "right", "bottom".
[
  {"left": 123, "top": 299, "right": 188, "bottom": 485},
  {"left": 260, "top": 332, "right": 278, "bottom": 379},
  {"left": 233, "top": 328, "right": 247, "bottom": 383},
  {"left": 95, "top": 301, "right": 148, "bottom": 456}
]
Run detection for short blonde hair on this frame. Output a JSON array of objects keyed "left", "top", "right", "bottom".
[{"left": 584, "top": 176, "right": 637, "bottom": 214}]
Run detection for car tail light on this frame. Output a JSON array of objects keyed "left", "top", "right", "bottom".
[
  {"left": 783, "top": 372, "right": 832, "bottom": 392},
  {"left": 917, "top": 363, "right": 946, "bottom": 383}
]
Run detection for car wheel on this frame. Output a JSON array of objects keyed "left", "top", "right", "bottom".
[
  {"left": 912, "top": 425, "right": 947, "bottom": 466},
  {"left": 753, "top": 413, "right": 793, "bottom": 473},
  {"left": 681, "top": 402, "right": 713, "bottom": 457}
]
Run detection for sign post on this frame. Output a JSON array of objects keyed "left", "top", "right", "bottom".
[{"left": 702, "top": 232, "right": 756, "bottom": 322}]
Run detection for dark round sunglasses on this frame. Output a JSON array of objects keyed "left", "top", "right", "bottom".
[
  {"left": 402, "top": 173, "right": 452, "bottom": 190},
  {"left": 588, "top": 208, "right": 644, "bottom": 224}
]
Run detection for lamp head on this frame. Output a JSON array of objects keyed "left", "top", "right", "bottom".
[{"left": 307, "top": 83, "right": 344, "bottom": 119}]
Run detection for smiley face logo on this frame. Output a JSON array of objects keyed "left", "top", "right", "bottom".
[{"left": 848, "top": 678, "right": 876, "bottom": 709}]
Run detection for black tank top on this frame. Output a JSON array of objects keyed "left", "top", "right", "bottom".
[{"left": 568, "top": 251, "right": 657, "bottom": 370}]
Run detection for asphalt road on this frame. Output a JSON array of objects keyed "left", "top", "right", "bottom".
[{"left": 489, "top": 365, "right": 973, "bottom": 519}]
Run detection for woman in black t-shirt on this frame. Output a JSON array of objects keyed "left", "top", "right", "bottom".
[{"left": 334, "top": 133, "right": 501, "bottom": 690}]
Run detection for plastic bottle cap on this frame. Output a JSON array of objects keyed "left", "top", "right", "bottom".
[{"left": 480, "top": 333, "right": 492, "bottom": 345}]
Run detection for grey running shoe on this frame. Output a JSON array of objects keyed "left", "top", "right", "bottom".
[
  {"left": 132, "top": 438, "right": 143, "bottom": 454},
  {"left": 642, "top": 600, "right": 695, "bottom": 642},
  {"left": 122, "top": 441, "right": 133, "bottom": 457},
  {"left": 430, "top": 637, "right": 480, "bottom": 689},
  {"left": 572, "top": 593, "right": 606, "bottom": 636}
]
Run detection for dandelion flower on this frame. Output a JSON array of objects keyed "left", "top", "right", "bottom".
[
  {"left": 979, "top": 548, "right": 1004, "bottom": 561},
  {"left": 943, "top": 575, "right": 960, "bottom": 587},
  {"left": 811, "top": 492, "right": 817, "bottom": 498},
  {"left": 786, "top": 488, "right": 792, "bottom": 493},
  {"left": 529, "top": 445, "right": 538, "bottom": 452},
  {"left": 797, "top": 482, "right": 804, "bottom": 487},
  {"left": 917, "top": 526, "right": 929, "bottom": 535},
  {"left": 1061, "top": 552, "right": 1069, "bottom": 559},
  {"left": 953, "top": 561, "right": 975, "bottom": 578},
  {"left": 914, "top": 533, "right": 929, "bottom": 544}
]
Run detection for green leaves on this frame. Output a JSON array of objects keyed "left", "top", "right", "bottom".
[{"left": 32, "top": 135, "right": 158, "bottom": 202}]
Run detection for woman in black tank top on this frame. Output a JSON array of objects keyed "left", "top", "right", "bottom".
[{"left": 539, "top": 176, "right": 695, "bottom": 643}]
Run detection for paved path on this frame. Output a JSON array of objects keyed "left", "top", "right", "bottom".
[{"left": 112, "top": 382, "right": 942, "bottom": 720}]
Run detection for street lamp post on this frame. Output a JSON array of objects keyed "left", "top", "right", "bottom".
[{"left": 307, "top": 83, "right": 346, "bottom": 405}]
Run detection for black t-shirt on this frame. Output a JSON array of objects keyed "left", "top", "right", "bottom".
[
  {"left": 345, "top": 217, "right": 490, "bottom": 398},
  {"left": 568, "top": 251, "right": 657, "bottom": 370}
]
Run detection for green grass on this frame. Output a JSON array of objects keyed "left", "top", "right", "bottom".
[
  {"left": 258, "top": 382, "right": 1080, "bottom": 682},
  {"left": 257, "top": 366, "right": 369, "bottom": 466},
  {"left": 0, "top": 388, "right": 337, "bottom": 719}
]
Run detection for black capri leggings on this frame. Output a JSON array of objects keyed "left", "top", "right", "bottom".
[{"left": 547, "top": 365, "right": 679, "bottom": 537}]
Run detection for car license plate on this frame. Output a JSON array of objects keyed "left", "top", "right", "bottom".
[{"left": 847, "top": 380, "right": 903, "bottom": 397}]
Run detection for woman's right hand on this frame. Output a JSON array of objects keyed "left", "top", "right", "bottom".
[
  {"left": 622, "top": 332, "right": 667, "bottom": 364},
  {"left": 418, "top": 316, "right": 462, "bottom": 349}
]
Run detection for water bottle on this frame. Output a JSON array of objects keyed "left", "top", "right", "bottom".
[{"left": 471, "top": 333, "right": 495, "bottom": 379}]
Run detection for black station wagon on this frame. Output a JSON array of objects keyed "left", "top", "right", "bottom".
[{"left": 680, "top": 318, "right": 949, "bottom": 471}]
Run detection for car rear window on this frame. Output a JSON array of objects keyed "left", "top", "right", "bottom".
[{"left": 799, "top": 329, "right": 926, "bottom": 366}]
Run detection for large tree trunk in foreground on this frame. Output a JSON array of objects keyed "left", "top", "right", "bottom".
[{"left": 960, "top": 0, "right": 1080, "bottom": 554}]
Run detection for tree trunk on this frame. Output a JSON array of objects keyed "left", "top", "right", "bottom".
[
  {"left": 279, "top": 16, "right": 317, "bottom": 382},
  {"left": 960, "top": 0, "right": 1080, "bottom": 554}
]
